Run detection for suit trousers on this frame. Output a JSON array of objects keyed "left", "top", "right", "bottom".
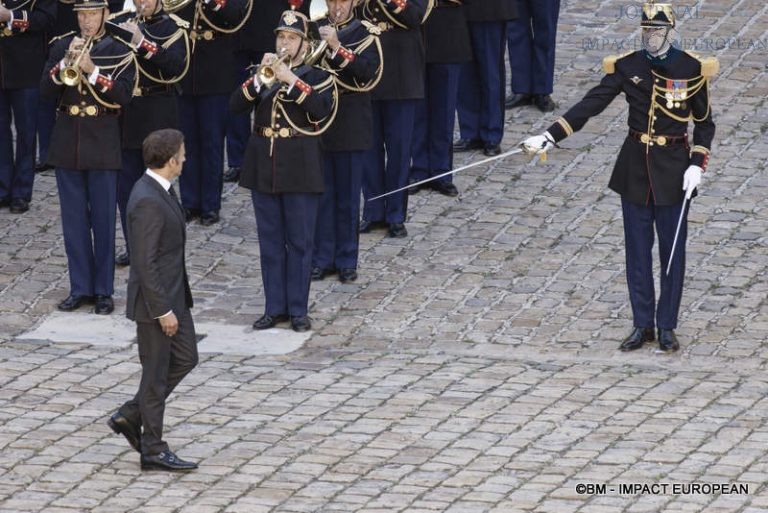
[
  {"left": 411, "top": 63, "right": 461, "bottom": 184},
  {"left": 457, "top": 21, "right": 507, "bottom": 146},
  {"left": 252, "top": 190, "right": 320, "bottom": 317},
  {"left": 313, "top": 151, "right": 364, "bottom": 271},
  {"left": 507, "top": 0, "right": 560, "bottom": 95},
  {"left": 55, "top": 168, "right": 117, "bottom": 297},
  {"left": 119, "top": 308, "right": 198, "bottom": 455},
  {"left": 622, "top": 198, "right": 688, "bottom": 330},
  {"left": 362, "top": 99, "right": 418, "bottom": 225},
  {"left": 118, "top": 149, "right": 145, "bottom": 252},
  {"left": 0, "top": 87, "right": 38, "bottom": 202},
  {"left": 178, "top": 94, "right": 228, "bottom": 214}
]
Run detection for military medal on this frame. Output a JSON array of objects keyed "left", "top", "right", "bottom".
[{"left": 666, "top": 80, "right": 688, "bottom": 109}]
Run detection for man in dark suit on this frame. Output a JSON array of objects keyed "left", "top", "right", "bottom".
[
  {"left": 107, "top": 128, "right": 198, "bottom": 471},
  {"left": 454, "top": 0, "right": 517, "bottom": 156}
]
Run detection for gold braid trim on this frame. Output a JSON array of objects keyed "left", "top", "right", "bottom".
[
  {"left": 332, "top": 34, "right": 383, "bottom": 93},
  {"left": 137, "top": 29, "right": 190, "bottom": 85},
  {"left": 196, "top": 0, "right": 252, "bottom": 35}
]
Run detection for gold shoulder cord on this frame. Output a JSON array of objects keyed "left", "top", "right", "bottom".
[
  {"left": 323, "top": 33, "right": 383, "bottom": 93},
  {"left": 196, "top": 0, "right": 252, "bottom": 35},
  {"left": 277, "top": 75, "right": 339, "bottom": 136},
  {"left": 649, "top": 71, "right": 709, "bottom": 123},
  {"left": 138, "top": 28, "right": 191, "bottom": 84},
  {"left": 81, "top": 51, "right": 139, "bottom": 108}
]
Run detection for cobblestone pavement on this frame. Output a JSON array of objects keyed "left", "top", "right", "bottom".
[{"left": 1, "top": 1, "right": 768, "bottom": 511}]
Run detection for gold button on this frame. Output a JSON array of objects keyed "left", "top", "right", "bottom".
[
  {"left": 203, "top": 30, "right": 213, "bottom": 41},
  {"left": 657, "top": 136, "right": 667, "bottom": 146},
  {"left": 275, "top": 123, "right": 280, "bottom": 128},
  {"left": 279, "top": 128, "right": 290, "bottom": 137}
]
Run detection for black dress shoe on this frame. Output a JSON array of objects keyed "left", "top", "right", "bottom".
[
  {"left": 453, "top": 138, "right": 483, "bottom": 152},
  {"left": 107, "top": 412, "right": 141, "bottom": 453},
  {"left": 94, "top": 295, "right": 114, "bottom": 315},
  {"left": 200, "top": 211, "right": 220, "bottom": 226},
  {"left": 658, "top": 329, "right": 680, "bottom": 352},
  {"left": 115, "top": 251, "right": 130, "bottom": 266},
  {"left": 57, "top": 294, "right": 94, "bottom": 312},
  {"left": 0, "top": 197, "right": 9, "bottom": 208},
  {"left": 252, "top": 313, "right": 289, "bottom": 330},
  {"left": 141, "top": 450, "right": 197, "bottom": 471},
  {"left": 223, "top": 166, "right": 241, "bottom": 183},
  {"left": 534, "top": 94, "right": 557, "bottom": 113},
  {"left": 338, "top": 268, "right": 358, "bottom": 283},
  {"left": 291, "top": 315, "right": 312, "bottom": 332},
  {"left": 407, "top": 177, "right": 424, "bottom": 194},
  {"left": 35, "top": 160, "right": 53, "bottom": 173},
  {"left": 483, "top": 144, "right": 502, "bottom": 157},
  {"left": 505, "top": 93, "right": 533, "bottom": 110},
  {"left": 311, "top": 267, "right": 335, "bottom": 281},
  {"left": 428, "top": 181, "right": 459, "bottom": 197},
  {"left": 619, "top": 327, "right": 655, "bottom": 351},
  {"left": 183, "top": 208, "right": 200, "bottom": 223},
  {"left": 9, "top": 198, "right": 29, "bottom": 213},
  {"left": 387, "top": 223, "right": 408, "bottom": 238},
  {"left": 359, "top": 219, "right": 387, "bottom": 233}
]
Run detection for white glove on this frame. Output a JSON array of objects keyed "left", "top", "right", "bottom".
[
  {"left": 682, "top": 165, "right": 703, "bottom": 199},
  {"left": 521, "top": 132, "right": 555, "bottom": 155}
]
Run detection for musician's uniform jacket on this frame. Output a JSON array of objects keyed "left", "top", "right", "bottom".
[
  {"left": 176, "top": 0, "right": 250, "bottom": 95},
  {"left": 316, "top": 15, "right": 382, "bottom": 152},
  {"left": 40, "top": 33, "right": 136, "bottom": 169},
  {"left": 546, "top": 47, "right": 716, "bottom": 206},
  {"left": 110, "top": 10, "right": 189, "bottom": 148},
  {"left": 230, "top": 64, "right": 336, "bottom": 193},
  {"left": 357, "top": 0, "right": 429, "bottom": 100},
  {"left": 0, "top": 0, "right": 56, "bottom": 89},
  {"left": 423, "top": 0, "right": 471, "bottom": 65}
]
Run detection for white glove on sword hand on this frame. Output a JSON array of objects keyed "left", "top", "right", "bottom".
[
  {"left": 682, "top": 165, "right": 703, "bottom": 199},
  {"left": 521, "top": 131, "right": 555, "bottom": 156}
]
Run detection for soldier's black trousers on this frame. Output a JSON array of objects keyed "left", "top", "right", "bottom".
[{"left": 622, "top": 198, "right": 688, "bottom": 330}]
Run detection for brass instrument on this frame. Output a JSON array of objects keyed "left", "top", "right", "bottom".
[
  {"left": 60, "top": 36, "right": 95, "bottom": 87},
  {"left": 256, "top": 50, "right": 292, "bottom": 88}
]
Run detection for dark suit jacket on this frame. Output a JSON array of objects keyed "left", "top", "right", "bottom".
[{"left": 126, "top": 174, "right": 193, "bottom": 322}]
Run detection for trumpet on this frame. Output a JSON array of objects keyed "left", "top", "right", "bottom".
[
  {"left": 256, "top": 50, "right": 292, "bottom": 88},
  {"left": 60, "top": 36, "right": 94, "bottom": 87}
]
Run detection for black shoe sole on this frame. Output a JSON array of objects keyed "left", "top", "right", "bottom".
[
  {"left": 140, "top": 462, "right": 197, "bottom": 471},
  {"left": 107, "top": 418, "right": 141, "bottom": 453}
]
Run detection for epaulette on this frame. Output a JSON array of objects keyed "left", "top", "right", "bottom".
[
  {"left": 108, "top": 9, "right": 133, "bottom": 20},
  {"left": 685, "top": 50, "right": 719, "bottom": 79},
  {"left": 361, "top": 20, "right": 382, "bottom": 36},
  {"left": 602, "top": 51, "right": 633, "bottom": 74},
  {"left": 48, "top": 30, "right": 75, "bottom": 45},
  {"left": 168, "top": 13, "right": 190, "bottom": 29}
]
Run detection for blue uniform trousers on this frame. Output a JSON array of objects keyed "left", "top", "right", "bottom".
[
  {"left": 622, "top": 198, "right": 688, "bottom": 330},
  {"left": 56, "top": 168, "right": 118, "bottom": 297},
  {"left": 252, "top": 191, "right": 320, "bottom": 317},
  {"left": 178, "top": 94, "right": 227, "bottom": 213},
  {"left": 313, "top": 151, "right": 364, "bottom": 271},
  {"left": 0, "top": 88, "right": 38, "bottom": 202},
  {"left": 411, "top": 63, "right": 461, "bottom": 184},
  {"left": 225, "top": 51, "right": 260, "bottom": 169},
  {"left": 118, "top": 149, "right": 146, "bottom": 252},
  {"left": 507, "top": 0, "right": 560, "bottom": 95},
  {"left": 457, "top": 21, "right": 507, "bottom": 146},
  {"left": 362, "top": 99, "right": 417, "bottom": 224}
]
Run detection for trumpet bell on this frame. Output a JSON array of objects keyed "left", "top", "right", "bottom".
[{"left": 60, "top": 67, "right": 82, "bottom": 87}]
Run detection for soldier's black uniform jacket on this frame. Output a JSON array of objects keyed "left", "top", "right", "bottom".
[
  {"left": 176, "top": 0, "right": 250, "bottom": 95},
  {"left": 0, "top": 0, "right": 56, "bottom": 89},
  {"left": 236, "top": 0, "right": 308, "bottom": 55},
  {"left": 40, "top": 32, "right": 136, "bottom": 169},
  {"left": 423, "top": 0, "right": 471, "bottom": 64},
  {"left": 357, "top": 0, "right": 429, "bottom": 100},
  {"left": 230, "top": 64, "right": 336, "bottom": 194},
  {"left": 546, "top": 47, "right": 716, "bottom": 206},
  {"left": 316, "top": 15, "right": 382, "bottom": 152},
  {"left": 109, "top": 9, "right": 190, "bottom": 148},
  {"left": 463, "top": 0, "right": 517, "bottom": 22}
]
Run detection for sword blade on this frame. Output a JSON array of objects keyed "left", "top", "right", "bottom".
[
  {"left": 366, "top": 147, "right": 525, "bottom": 203},
  {"left": 666, "top": 198, "right": 689, "bottom": 276}
]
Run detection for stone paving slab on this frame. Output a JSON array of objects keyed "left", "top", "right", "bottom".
[{"left": 1, "top": 0, "right": 767, "bottom": 511}]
